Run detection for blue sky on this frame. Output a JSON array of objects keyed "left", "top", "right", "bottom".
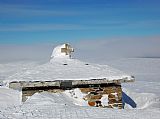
[
  {"left": 0, "top": 0, "right": 160, "bottom": 44},
  {"left": 0, "top": 0, "right": 160, "bottom": 62}
]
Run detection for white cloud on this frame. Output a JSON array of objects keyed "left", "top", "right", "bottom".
[
  {"left": 0, "top": 44, "right": 54, "bottom": 63},
  {"left": 0, "top": 36, "right": 160, "bottom": 63},
  {"left": 73, "top": 36, "right": 160, "bottom": 62}
]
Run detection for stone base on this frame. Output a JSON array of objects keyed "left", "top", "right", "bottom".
[{"left": 80, "top": 85, "right": 122, "bottom": 109}]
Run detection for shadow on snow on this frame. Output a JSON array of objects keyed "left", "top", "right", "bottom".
[{"left": 122, "top": 91, "right": 137, "bottom": 108}]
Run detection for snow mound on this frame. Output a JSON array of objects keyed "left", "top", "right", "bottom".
[
  {"left": 25, "top": 92, "right": 74, "bottom": 106},
  {"left": 0, "top": 87, "right": 21, "bottom": 109}
]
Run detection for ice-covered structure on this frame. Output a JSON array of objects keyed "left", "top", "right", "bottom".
[
  {"left": 50, "top": 43, "right": 74, "bottom": 60},
  {"left": 8, "top": 43, "right": 135, "bottom": 108}
]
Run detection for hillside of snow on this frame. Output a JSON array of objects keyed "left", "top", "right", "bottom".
[{"left": 0, "top": 58, "right": 160, "bottom": 119}]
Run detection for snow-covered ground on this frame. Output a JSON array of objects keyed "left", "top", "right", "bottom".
[{"left": 0, "top": 58, "right": 160, "bottom": 119}]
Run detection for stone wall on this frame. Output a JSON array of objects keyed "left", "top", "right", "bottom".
[
  {"left": 9, "top": 81, "right": 123, "bottom": 108},
  {"left": 80, "top": 85, "right": 122, "bottom": 109}
]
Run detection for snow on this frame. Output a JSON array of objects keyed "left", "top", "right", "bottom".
[
  {"left": 108, "top": 58, "right": 160, "bottom": 94},
  {"left": 65, "top": 88, "right": 88, "bottom": 106},
  {"left": 5, "top": 58, "right": 133, "bottom": 83},
  {"left": 0, "top": 90, "right": 159, "bottom": 119},
  {"left": 122, "top": 88, "right": 159, "bottom": 109},
  {"left": 100, "top": 94, "right": 109, "bottom": 106},
  {"left": 0, "top": 61, "right": 39, "bottom": 81},
  {"left": 0, "top": 87, "right": 21, "bottom": 109},
  {"left": 0, "top": 58, "right": 160, "bottom": 119}
]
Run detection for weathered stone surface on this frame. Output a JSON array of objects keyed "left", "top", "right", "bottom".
[{"left": 79, "top": 85, "right": 123, "bottom": 109}]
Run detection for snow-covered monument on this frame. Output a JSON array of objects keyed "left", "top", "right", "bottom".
[{"left": 9, "top": 43, "right": 135, "bottom": 109}]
